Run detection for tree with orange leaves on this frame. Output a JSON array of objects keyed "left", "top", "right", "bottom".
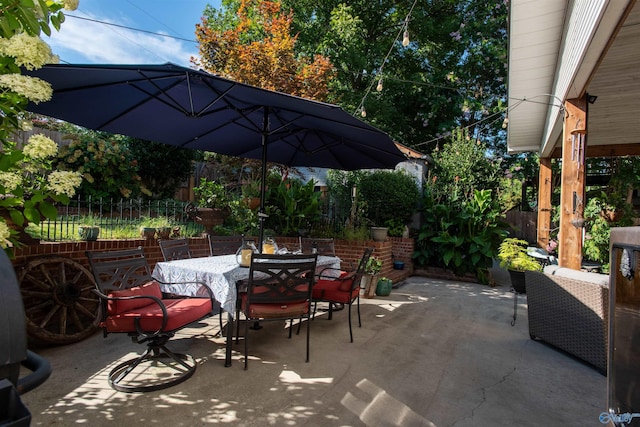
[{"left": 193, "top": 0, "right": 334, "bottom": 102}]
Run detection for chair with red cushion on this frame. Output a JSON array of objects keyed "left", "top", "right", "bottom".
[
  {"left": 86, "top": 247, "right": 214, "bottom": 392},
  {"left": 312, "top": 248, "right": 374, "bottom": 342},
  {"left": 236, "top": 253, "right": 317, "bottom": 370}
]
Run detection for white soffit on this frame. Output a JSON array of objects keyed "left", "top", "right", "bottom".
[
  {"left": 507, "top": 0, "right": 568, "bottom": 154},
  {"left": 508, "top": 0, "right": 634, "bottom": 156}
]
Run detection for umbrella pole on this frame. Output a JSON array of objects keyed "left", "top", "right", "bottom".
[{"left": 257, "top": 108, "right": 269, "bottom": 253}]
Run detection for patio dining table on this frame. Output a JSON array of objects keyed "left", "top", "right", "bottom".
[{"left": 151, "top": 254, "right": 342, "bottom": 366}]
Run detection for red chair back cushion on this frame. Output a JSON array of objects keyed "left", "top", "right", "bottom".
[{"left": 107, "top": 281, "right": 163, "bottom": 315}]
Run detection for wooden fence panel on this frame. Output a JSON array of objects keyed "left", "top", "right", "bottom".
[{"left": 505, "top": 210, "right": 538, "bottom": 244}]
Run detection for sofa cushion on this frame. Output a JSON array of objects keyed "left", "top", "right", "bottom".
[{"left": 543, "top": 265, "right": 609, "bottom": 287}]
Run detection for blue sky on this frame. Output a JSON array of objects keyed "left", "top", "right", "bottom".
[{"left": 45, "top": 0, "right": 221, "bottom": 66}]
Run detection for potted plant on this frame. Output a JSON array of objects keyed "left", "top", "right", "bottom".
[
  {"left": 375, "top": 276, "right": 393, "bottom": 296},
  {"left": 497, "top": 237, "right": 542, "bottom": 293},
  {"left": 241, "top": 180, "right": 262, "bottom": 210},
  {"left": 370, "top": 226, "right": 389, "bottom": 242},
  {"left": 139, "top": 217, "right": 173, "bottom": 239},
  {"left": 361, "top": 256, "right": 383, "bottom": 298},
  {"left": 78, "top": 225, "right": 100, "bottom": 241},
  {"left": 191, "top": 178, "right": 232, "bottom": 234}
]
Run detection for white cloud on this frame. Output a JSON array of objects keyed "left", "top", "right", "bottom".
[{"left": 45, "top": 15, "right": 200, "bottom": 66}]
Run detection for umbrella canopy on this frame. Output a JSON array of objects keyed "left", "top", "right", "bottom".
[
  {"left": 24, "top": 63, "right": 407, "bottom": 243},
  {"left": 25, "top": 63, "right": 405, "bottom": 170}
]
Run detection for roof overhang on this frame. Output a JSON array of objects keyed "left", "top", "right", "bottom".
[{"left": 507, "top": 0, "right": 639, "bottom": 157}]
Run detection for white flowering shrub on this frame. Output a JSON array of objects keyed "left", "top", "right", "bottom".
[{"left": 0, "top": 1, "right": 81, "bottom": 252}]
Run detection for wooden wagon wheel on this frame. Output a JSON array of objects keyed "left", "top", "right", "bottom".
[{"left": 18, "top": 256, "right": 101, "bottom": 345}]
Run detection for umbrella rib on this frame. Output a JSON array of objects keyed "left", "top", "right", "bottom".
[
  {"left": 193, "top": 77, "right": 239, "bottom": 117},
  {"left": 92, "top": 72, "right": 190, "bottom": 130}
]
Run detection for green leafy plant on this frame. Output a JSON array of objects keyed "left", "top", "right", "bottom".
[
  {"left": 193, "top": 178, "right": 232, "bottom": 210},
  {"left": 264, "top": 172, "right": 321, "bottom": 236},
  {"left": 365, "top": 256, "right": 382, "bottom": 275},
  {"left": 241, "top": 180, "right": 262, "bottom": 199},
  {"left": 413, "top": 188, "right": 509, "bottom": 284},
  {"left": 582, "top": 193, "right": 634, "bottom": 270},
  {"left": 497, "top": 238, "right": 542, "bottom": 272}
]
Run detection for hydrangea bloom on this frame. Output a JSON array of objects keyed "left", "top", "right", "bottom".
[
  {"left": 0, "top": 33, "right": 57, "bottom": 70},
  {"left": 0, "top": 74, "right": 53, "bottom": 104},
  {"left": 23, "top": 134, "right": 58, "bottom": 159},
  {"left": 62, "top": 0, "right": 79, "bottom": 11},
  {"left": 0, "top": 221, "right": 12, "bottom": 249},
  {"left": 0, "top": 171, "right": 22, "bottom": 192},
  {"left": 47, "top": 171, "right": 83, "bottom": 197}
]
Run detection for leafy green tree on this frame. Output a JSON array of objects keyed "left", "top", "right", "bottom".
[
  {"left": 283, "top": 0, "right": 508, "bottom": 153},
  {"left": 430, "top": 128, "right": 502, "bottom": 205}
]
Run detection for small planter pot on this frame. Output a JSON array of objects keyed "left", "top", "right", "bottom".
[
  {"left": 393, "top": 260, "right": 405, "bottom": 270},
  {"left": 139, "top": 226, "right": 156, "bottom": 239},
  {"left": 370, "top": 227, "right": 388, "bottom": 242},
  {"left": 375, "top": 278, "right": 393, "bottom": 296},
  {"left": 78, "top": 226, "right": 100, "bottom": 241},
  {"left": 156, "top": 227, "right": 172, "bottom": 240}
]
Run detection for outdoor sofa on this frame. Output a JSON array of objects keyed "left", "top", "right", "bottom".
[{"left": 525, "top": 266, "right": 609, "bottom": 374}]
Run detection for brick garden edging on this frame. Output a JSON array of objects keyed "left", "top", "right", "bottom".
[{"left": 10, "top": 236, "right": 415, "bottom": 285}]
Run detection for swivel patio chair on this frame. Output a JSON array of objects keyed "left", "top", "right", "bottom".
[
  {"left": 236, "top": 253, "right": 318, "bottom": 370},
  {"left": 159, "top": 238, "right": 192, "bottom": 261},
  {"left": 86, "top": 247, "right": 214, "bottom": 392},
  {"left": 312, "top": 247, "right": 373, "bottom": 342}
]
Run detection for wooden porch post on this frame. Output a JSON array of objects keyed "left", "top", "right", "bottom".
[
  {"left": 537, "top": 157, "right": 552, "bottom": 249},
  {"left": 558, "top": 95, "right": 587, "bottom": 269}
]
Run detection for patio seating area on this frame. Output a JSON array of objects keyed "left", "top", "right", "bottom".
[{"left": 19, "top": 267, "right": 606, "bottom": 426}]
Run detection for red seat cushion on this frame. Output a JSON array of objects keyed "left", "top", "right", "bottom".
[
  {"left": 240, "top": 294, "right": 308, "bottom": 319},
  {"left": 312, "top": 279, "right": 359, "bottom": 303},
  {"left": 105, "top": 297, "right": 212, "bottom": 333},
  {"left": 107, "top": 281, "right": 163, "bottom": 315}
]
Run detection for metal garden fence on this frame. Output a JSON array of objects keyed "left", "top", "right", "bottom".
[{"left": 37, "top": 197, "right": 203, "bottom": 241}]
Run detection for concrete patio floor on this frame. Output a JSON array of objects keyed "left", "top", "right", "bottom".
[{"left": 20, "top": 270, "right": 607, "bottom": 426}]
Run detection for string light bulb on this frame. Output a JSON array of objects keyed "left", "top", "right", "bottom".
[
  {"left": 502, "top": 115, "right": 509, "bottom": 129},
  {"left": 402, "top": 29, "right": 410, "bottom": 47},
  {"left": 376, "top": 78, "right": 383, "bottom": 92},
  {"left": 360, "top": 106, "right": 367, "bottom": 117}
]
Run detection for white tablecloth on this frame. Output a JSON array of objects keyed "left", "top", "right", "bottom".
[{"left": 152, "top": 254, "right": 341, "bottom": 316}]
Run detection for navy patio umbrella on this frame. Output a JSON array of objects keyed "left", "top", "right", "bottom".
[{"left": 24, "top": 63, "right": 406, "bottom": 244}]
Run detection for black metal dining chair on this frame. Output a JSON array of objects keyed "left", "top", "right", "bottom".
[
  {"left": 208, "top": 235, "right": 244, "bottom": 256},
  {"left": 312, "top": 247, "right": 373, "bottom": 342},
  {"left": 159, "top": 238, "right": 192, "bottom": 261},
  {"left": 300, "top": 238, "right": 336, "bottom": 256},
  {"left": 235, "top": 253, "right": 318, "bottom": 369}
]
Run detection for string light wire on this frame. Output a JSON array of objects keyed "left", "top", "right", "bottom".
[{"left": 355, "top": 0, "right": 419, "bottom": 115}]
